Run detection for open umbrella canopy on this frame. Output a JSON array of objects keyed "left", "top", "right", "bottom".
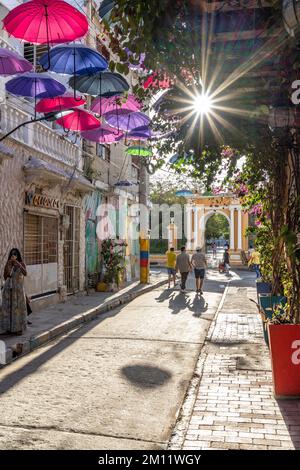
[
  {"left": 99, "top": 0, "right": 115, "bottom": 21},
  {"left": 69, "top": 71, "right": 129, "bottom": 97},
  {"left": 0, "top": 48, "right": 33, "bottom": 75},
  {"left": 175, "top": 190, "right": 194, "bottom": 197},
  {"left": 81, "top": 125, "right": 123, "bottom": 143},
  {"left": 3, "top": 0, "right": 88, "bottom": 45},
  {"left": 104, "top": 111, "right": 150, "bottom": 131},
  {"left": 126, "top": 126, "right": 151, "bottom": 140},
  {"left": 36, "top": 93, "right": 86, "bottom": 113},
  {"left": 114, "top": 180, "right": 136, "bottom": 187},
  {"left": 39, "top": 44, "right": 108, "bottom": 75},
  {"left": 91, "top": 94, "right": 141, "bottom": 115},
  {"left": 6, "top": 72, "right": 66, "bottom": 98},
  {"left": 56, "top": 109, "right": 100, "bottom": 131},
  {"left": 126, "top": 146, "right": 153, "bottom": 157}
]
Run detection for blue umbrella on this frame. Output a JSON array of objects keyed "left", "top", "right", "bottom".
[
  {"left": 40, "top": 44, "right": 108, "bottom": 101},
  {"left": 6, "top": 72, "right": 66, "bottom": 98},
  {"left": 114, "top": 180, "right": 136, "bottom": 187},
  {"left": 99, "top": 0, "right": 115, "bottom": 21},
  {"left": 39, "top": 44, "right": 108, "bottom": 75},
  {"left": 175, "top": 190, "right": 193, "bottom": 197}
]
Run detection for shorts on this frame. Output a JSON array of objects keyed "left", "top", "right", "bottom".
[
  {"left": 167, "top": 267, "right": 176, "bottom": 275},
  {"left": 194, "top": 268, "right": 205, "bottom": 279}
]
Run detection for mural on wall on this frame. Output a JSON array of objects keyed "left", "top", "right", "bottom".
[{"left": 85, "top": 191, "right": 102, "bottom": 275}]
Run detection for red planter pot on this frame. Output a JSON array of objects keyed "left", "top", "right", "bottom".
[{"left": 268, "top": 324, "right": 300, "bottom": 398}]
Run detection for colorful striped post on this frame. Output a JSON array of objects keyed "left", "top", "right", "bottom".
[{"left": 140, "top": 237, "right": 149, "bottom": 284}]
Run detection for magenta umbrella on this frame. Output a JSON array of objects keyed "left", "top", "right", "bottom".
[
  {"left": 3, "top": 0, "right": 88, "bottom": 45},
  {"left": 104, "top": 111, "right": 150, "bottom": 132},
  {"left": 56, "top": 109, "right": 100, "bottom": 131},
  {"left": 3, "top": 0, "right": 89, "bottom": 70},
  {"left": 91, "top": 94, "right": 141, "bottom": 116},
  {"left": 81, "top": 125, "right": 124, "bottom": 144},
  {"left": 0, "top": 48, "right": 33, "bottom": 75}
]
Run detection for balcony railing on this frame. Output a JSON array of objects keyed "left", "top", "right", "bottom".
[{"left": 0, "top": 101, "right": 82, "bottom": 168}]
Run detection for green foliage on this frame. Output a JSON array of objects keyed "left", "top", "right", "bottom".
[
  {"left": 101, "top": 239, "right": 126, "bottom": 285},
  {"left": 205, "top": 214, "right": 229, "bottom": 241}
]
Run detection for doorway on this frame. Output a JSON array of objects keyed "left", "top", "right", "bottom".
[{"left": 64, "top": 206, "right": 80, "bottom": 293}]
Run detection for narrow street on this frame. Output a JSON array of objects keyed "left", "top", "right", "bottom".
[{"left": 0, "top": 269, "right": 228, "bottom": 450}]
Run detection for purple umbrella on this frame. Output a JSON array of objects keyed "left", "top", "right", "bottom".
[
  {"left": 126, "top": 125, "right": 152, "bottom": 140},
  {"left": 0, "top": 48, "right": 33, "bottom": 75},
  {"left": 81, "top": 125, "right": 123, "bottom": 144},
  {"left": 6, "top": 72, "right": 66, "bottom": 98},
  {"left": 104, "top": 110, "right": 150, "bottom": 132}
]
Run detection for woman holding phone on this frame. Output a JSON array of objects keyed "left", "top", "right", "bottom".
[{"left": 1, "top": 248, "right": 27, "bottom": 335}]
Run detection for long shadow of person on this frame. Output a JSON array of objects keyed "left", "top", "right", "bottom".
[
  {"left": 155, "top": 288, "right": 174, "bottom": 303},
  {"left": 191, "top": 294, "right": 209, "bottom": 317},
  {"left": 168, "top": 291, "right": 192, "bottom": 315}
]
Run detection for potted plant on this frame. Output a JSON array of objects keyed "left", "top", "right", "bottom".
[
  {"left": 100, "top": 239, "right": 126, "bottom": 292},
  {"left": 267, "top": 303, "right": 300, "bottom": 398}
]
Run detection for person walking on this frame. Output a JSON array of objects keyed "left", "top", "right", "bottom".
[
  {"left": 248, "top": 248, "right": 261, "bottom": 278},
  {"left": 191, "top": 247, "right": 207, "bottom": 295},
  {"left": 223, "top": 247, "right": 230, "bottom": 274},
  {"left": 165, "top": 246, "right": 177, "bottom": 289},
  {"left": 1, "top": 248, "right": 27, "bottom": 335},
  {"left": 175, "top": 246, "right": 192, "bottom": 293},
  {"left": 212, "top": 241, "right": 217, "bottom": 259}
]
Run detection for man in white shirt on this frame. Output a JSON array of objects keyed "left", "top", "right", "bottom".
[{"left": 191, "top": 247, "right": 207, "bottom": 295}]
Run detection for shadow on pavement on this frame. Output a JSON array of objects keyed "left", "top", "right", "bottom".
[
  {"left": 277, "top": 401, "right": 300, "bottom": 450},
  {"left": 121, "top": 364, "right": 172, "bottom": 389}
]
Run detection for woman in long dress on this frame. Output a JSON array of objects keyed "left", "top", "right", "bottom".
[{"left": 1, "top": 248, "right": 27, "bottom": 335}]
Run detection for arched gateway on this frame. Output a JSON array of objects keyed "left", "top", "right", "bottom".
[{"left": 169, "top": 193, "right": 249, "bottom": 265}]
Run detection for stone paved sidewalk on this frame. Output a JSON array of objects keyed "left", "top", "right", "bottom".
[
  {"left": 0, "top": 271, "right": 167, "bottom": 365},
  {"left": 170, "top": 284, "right": 300, "bottom": 450}
]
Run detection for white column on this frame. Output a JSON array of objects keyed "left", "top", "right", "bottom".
[
  {"left": 186, "top": 205, "right": 192, "bottom": 250},
  {"left": 238, "top": 208, "right": 242, "bottom": 250},
  {"left": 230, "top": 207, "right": 235, "bottom": 250},
  {"left": 193, "top": 207, "right": 198, "bottom": 249}
]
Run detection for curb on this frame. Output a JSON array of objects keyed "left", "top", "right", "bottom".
[{"left": 2, "top": 278, "right": 168, "bottom": 367}]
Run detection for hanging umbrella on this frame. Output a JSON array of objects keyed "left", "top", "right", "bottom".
[
  {"left": 175, "top": 190, "right": 193, "bottom": 197},
  {"left": 114, "top": 180, "right": 136, "bottom": 187},
  {"left": 104, "top": 111, "right": 150, "bottom": 132},
  {"left": 69, "top": 71, "right": 129, "bottom": 97},
  {"left": 126, "top": 146, "right": 153, "bottom": 157},
  {"left": 81, "top": 125, "right": 123, "bottom": 144},
  {"left": 91, "top": 94, "right": 141, "bottom": 115},
  {"left": 3, "top": 0, "right": 88, "bottom": 45},
  {"left": 99, "top": 0, "right": 115, "bottom": 21},
  {"left": 36, "top": 93, "right": 86, "bottom": 113},
  {"left": 39, "top": 44, "right": 108, "bottom": 75},
  {"left": 6, "top": 72, "right": 66, "bottom": 98},
  {"left": 126, "top": 126, "right": 152, "bottom": 140},
  {"left": 56, "top": 109, "right": 100, "bottom": 131},
  {"left": 0, "top": 48, "right": 33, "bottom": 75}
]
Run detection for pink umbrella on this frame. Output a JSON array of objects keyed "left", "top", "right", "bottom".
[
  {"left": 91, "top": 94, "right": 141, "bottom": 116},
  {"left": 36, "top": 94, "right": 86, "bottom": 113},
  {"left": 81, "top": 125, "right": 124, "bottom": 144},
  {"left": 3, "top": 0, "right": 88, "bottom": 45},
  {"left": 56, "top": 109, "right": 100, "bottom": 131},
  {"left": 0, "top": 48, "right": 33, "bottom": 75}
]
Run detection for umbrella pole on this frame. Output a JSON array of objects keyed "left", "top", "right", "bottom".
[
  {"left": 112, "top": 102, "right": 119, "bottom": 136},
  {"left": 124, "top": 114, "right": 131, "bottom": 146},
  {"left": 44, "top": 6, "right": 51, "bottom": 71},
  {"left": 73, "top": 48, "right": 83, "bottom": 102}
]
